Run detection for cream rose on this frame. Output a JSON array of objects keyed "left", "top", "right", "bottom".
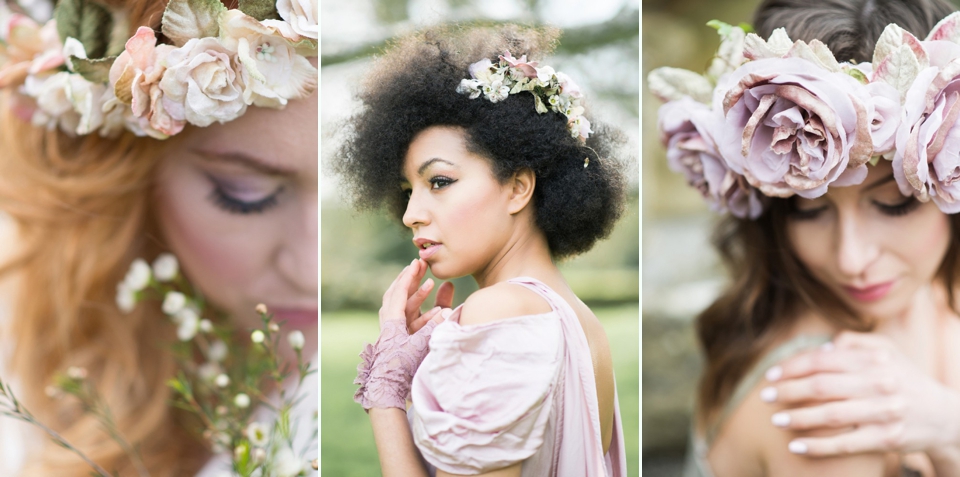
[{"left": 160, "top": 37, "right": 247, "bottom": 127}]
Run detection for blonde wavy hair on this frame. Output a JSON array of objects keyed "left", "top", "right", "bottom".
[{"left": 0, "top": 0, "right": 213, "bottom": 474}]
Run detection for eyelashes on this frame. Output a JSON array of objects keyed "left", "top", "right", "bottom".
[
  {"left": 205, "top": 174, "right": 284, "bottom": 215},
  {"left": 401, "top": 176, "right": 457, "bottom": 198}
]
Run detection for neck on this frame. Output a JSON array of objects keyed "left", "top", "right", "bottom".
[{"left": 472, "top": 224, "right": 558, "bottom": 289}]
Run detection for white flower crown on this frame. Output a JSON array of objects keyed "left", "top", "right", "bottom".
[
  {"left": 457, "top": 51, "right": 592, "bottom": 142},
  {"left": 650, "top": 14, "right": 960, "bottom": 218},
  {"left": 0, "top": 0, "right": 317, "bottom": 140}
]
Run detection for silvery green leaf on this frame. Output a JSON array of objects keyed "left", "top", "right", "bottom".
[
  {"left": 162, "top": 0, "right": 226, "bottom": 47},
  {"left": 926, "top": 11, "right": 960, "bottom": 43},
  {"left": 873, "top": 23, "right": 927, "bottom": 74},
  {"left": 874, "top": 43, "right": 922, "bottom": 101},
  {"left": 647, "top": 67, "right": 713, "bottom": 103},
  {"left": 72, "top": 56, "right": 115, "bottom": 83},
  {"left": 787, "top": 39, "right": 841, "bottom": 72},
  {"left": 54, "top": 0, "right": 112, "bottom": 59},
  {"left": 238, "top": 0, "right": 280, "bottom": 21}
]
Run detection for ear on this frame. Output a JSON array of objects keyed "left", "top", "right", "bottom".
[{"left": 507, "top": 168, "right": 536, "bottom": 215}]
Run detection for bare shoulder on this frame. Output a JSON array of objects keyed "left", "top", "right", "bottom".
[
  {"left": 708, "top": 373, "right": 887, "bottom": 477},
  {"left": 459, "top": 281, "right": 553, "bottom": 326}
]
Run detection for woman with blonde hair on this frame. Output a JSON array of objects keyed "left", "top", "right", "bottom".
[
  {"left": 338, "top": 24, "right": 628, "bottom": 476},
  {"left": 0, "top": 0, "right": 317, "bottom": 475}
]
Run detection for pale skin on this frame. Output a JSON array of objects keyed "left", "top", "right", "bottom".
[
  {"left": 707, "top": 161, "right": 960, "bottom": 476},
  {"left": 368, "top": 126, "right": 615, "bottom": 476}
]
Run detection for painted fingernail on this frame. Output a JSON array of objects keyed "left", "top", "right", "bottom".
[
  {"left": 760, "top": 387, "right": 777, "bottom": 403},
  {"left": 788, "top": 441, "right": 807, "bottom": 454},
  {"left": 441, "top": 308, "right": 453, "bottom": 319},
  {"left": 765, "top": 366, "right": 783, "bottom": 382},
  {"left": 771, "top": 412, "right": 790, "bottom": 427},
  {"left": 820, "top": 342, "right": 835, "bottom": 351}
]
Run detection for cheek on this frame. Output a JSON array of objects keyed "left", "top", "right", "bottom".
[
  {"left": 787, "top": 220, "right": 830, "bottom": 274},
  {"left": 154, "top": 162, "right": 267, "bottom": 313},
  {"left": 895, "top": 206, "right": 951, "bottom": 277}
]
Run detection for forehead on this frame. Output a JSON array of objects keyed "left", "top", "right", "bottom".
[{"left": 402, "top": 126, "right": 489, "bottom": 176}]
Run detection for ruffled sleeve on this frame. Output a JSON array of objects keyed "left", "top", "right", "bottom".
[{"left": 410, "top": 312, "right": 563, "bottom": 474}]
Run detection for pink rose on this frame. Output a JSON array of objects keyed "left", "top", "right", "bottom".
[
  {"left": 500, "top": 51, "right": 538, "bottom": 78},
  {"left": 893, "top": 40, "right": 960, "bottom": 212},
  {"left": 0, "top": 15, "right": 64, "bottom": 88},
  {"left": 659, "top": 97, "right": 764, "bottom": 218},
  {"left": 715, "top": 57, "right": 874, "bottom": 199},
  {"left": 109, "top": 27, "right": 183, "bottom": 138}
]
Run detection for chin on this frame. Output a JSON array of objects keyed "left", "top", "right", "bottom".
[{"left": 426, "top": 261, "right": 468, "bottom": 281}]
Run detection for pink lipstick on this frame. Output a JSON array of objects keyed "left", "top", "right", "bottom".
[{"left": 842, "top": 281, "right": 895, "bottom": 302}]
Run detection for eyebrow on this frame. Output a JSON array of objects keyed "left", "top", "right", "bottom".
[
  {"left": 863, "top": 173, "right": 896, "bottom": 191},
  {"left": 417, "top": 158, "right": 456, "bottom": 176},
  {"left": 194, "top": 150, "right": 295, "bottom": 176}
]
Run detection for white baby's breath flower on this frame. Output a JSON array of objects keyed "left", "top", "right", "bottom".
[
  {"left": 208, "top": 340, "right": 228, "bottom": 362},
  {"left": 199, "top": 319, "right": 213, "bottom": 333},
  {"left": 172, "top": 306, "right": 198, "bottom": 325},
  {"left": 288, "top": 330, "right": 305, "bottom": 351},
  {"left": 151, "top": 253, "right": 178, "bottom": 281},
  {"left": 198, "top": 362, "right": 220, "bottom": 381},
  {"left": 245, "top": 421, "right": 269, "bottom": 447},
  {"left": 115, "top": 283, "right": 136, "bottom": 313},
  {"left": 268, "top": 322, "right": 280, "bottom": 333},
  {"left": 275, "top": 446, "right": 304, "bottom": 477},
  {"left": 234, "top": 393, "right": 250, "bottom": 408},
  {"left": 215, "top": 373, "right": 230, "bottom": 388},
  {"left": 66, "top": 366, "right": 87, "bottom": 380},
  {"left": 251, "top": 330, "right": 265, "bottom": 344},
  {"left": 176, "top": 310, "right": 199, "bottom": 341},
  {"left": 251, "top": 447, "right": 266, "bottom": 464},
  {"left": 124, "top": 259, "right": 152, "bottom": 291},
  {"left": 162, "top": 291, "right": 187, "bottom": 315}
]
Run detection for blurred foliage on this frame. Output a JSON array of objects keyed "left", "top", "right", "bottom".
[{"left": 321, "top": 305, "right": 640, "bottom": 476}]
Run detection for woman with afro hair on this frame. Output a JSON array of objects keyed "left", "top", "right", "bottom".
[{"left": 336, "top": 23, "right": 629, "bottom": 477}]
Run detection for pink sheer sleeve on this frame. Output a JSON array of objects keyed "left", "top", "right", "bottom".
[{"left": 354, "top": 319, "right": 438, "bottom": 411}]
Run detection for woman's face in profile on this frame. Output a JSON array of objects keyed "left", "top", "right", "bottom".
[
  {"left": 153, "top": 86, "right": 318, "bottom": 346},
  {"left": 786, "top": 160, "right": 951, "bottom": 319},
  {"left": 401, "top": 126, "right": 517, "bottom": 280}
]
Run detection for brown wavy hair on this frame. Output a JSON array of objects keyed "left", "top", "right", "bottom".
[
  {"left": 0, "top": 0, "right": 218, "bottom": 474},
  {"left": 696, "top": 0, "right": 960, "bottom": 425}
]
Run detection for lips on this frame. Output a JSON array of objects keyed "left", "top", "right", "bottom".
[
  {"left": 413, "top": 238, "right": 442, "bottom": 260},
  {"left": 842, "top": 281, "right": 896, "bottom": 302}
]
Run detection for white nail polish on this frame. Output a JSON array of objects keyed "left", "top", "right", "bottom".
[
  {"left": 788, "top": 441, "right": 807, "bottom": 454},
  {"left": 765, "top": 366, "right": 783, "bottom": 382},
  {"left": 760, "top": 387, "right": 777, "bottom": 403},
  {"left": 771, "top": 412, "right": 790, "bottom": 427}
]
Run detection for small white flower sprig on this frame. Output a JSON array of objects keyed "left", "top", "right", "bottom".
[
  {"left": 0, "top": 254, "right": 317, "bottom": 476},
  {"left": 456, "top": 51, "right": 592, "bottom": 142}
]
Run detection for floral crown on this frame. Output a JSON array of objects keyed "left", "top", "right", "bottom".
[
  {"left": 0, "top": 0, "right": 317, "bottom": 140},
  {"left": 457, "top": 51, "right": 592, "bottom": 142},
  {"left": 649, "top": 15, "right": 960, "bottom": 219}
]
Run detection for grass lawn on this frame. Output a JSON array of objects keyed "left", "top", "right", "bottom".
[{"left": 321, "top": 305, "right": 640, "bottom": 476}]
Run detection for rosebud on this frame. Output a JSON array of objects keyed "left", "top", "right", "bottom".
[
  {"left": 288, "top": 330, "right": 305, "bottom": 351},
  {"left": 268, "top": 322, "right": 280, "bottom": 333},
  {"left": 255, "top": 303, "right": 268, "bottom": 315},
  {"left": 215, "top": 374, "right": 230, "bottom": 388},
  {"left": 251, "top": 330, "right": 265, "bottom": 344},
  {"left": 151, "top": 253, "right": 179, "bottom": 282},
  {"left": 199, "top": 319, "right": 213, "bottom": 333},
  {"left": 234, "top": 393, "right": 250, "bottom": 408}
]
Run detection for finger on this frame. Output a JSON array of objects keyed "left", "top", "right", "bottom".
[
  {"left": 386, "top": 263, "right": 420, "bottom": 317},
  {"left": 763, "top": 373, "right": 899, "bottom": 404},
  {"left": 787, "top": 423, "right": 903, "bottom": 456},
  {"left": 434, "top": 281, "right": 455, "bottom": 309},
  {"left": 833, "top": 331, "right": 897, "bottom": 351},
  {"left": 770, "top": 398, "right": 904, "bottom": 431},
  {"left": 410, "top": 306, "right": 441, "bottom": 333},
  {"left": 766, "top": 348, "right": 880, "bottom": 382},
  {"left": 405, "top": 278, "right": 435, "bottom": 320},
  {"left": 405, "top": 259, "right": 427, "bottom": 297}
]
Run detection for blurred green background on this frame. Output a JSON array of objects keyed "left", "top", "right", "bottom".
[
  {"left": 320, "top": 0, "right": 640, "bottom": 474},
  {"left": 641, "top": 0, "right": 763, "bottom": 475}
]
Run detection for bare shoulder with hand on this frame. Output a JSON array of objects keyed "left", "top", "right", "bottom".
[{"left": 459, "top": 282, "right": 553, "bottom": 326}]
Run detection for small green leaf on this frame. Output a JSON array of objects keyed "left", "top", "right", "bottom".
[
  {"left": 869, "top": 155, "right": 881, "bottom": 166},
  {"left": 238, "top": 0, "right": 281, "bottom": 21},
  {"left": 706, "top": 19, "right": 733, "bottom": 37},
  {"left": 845, "top": 67, "right": 869, "bottom": 84},
  {"left": 739, "top": 22, "right": 755, "bottom": 34},
  {"left": 71, "top": 56, "right": 115, "bottom": 84},
  {"left": 54, "top": 0, "right": 114, "bottom": 59}
]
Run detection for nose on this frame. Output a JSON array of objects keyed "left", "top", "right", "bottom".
[
  {"left": 836, "top": 209, "right": 880, "bottom": 278},
  {"left": 402, "top": 189, "right": 429, "bottom": 229},
  {"left": 277, "top": 193, "right": 318, "bottom": 293}
]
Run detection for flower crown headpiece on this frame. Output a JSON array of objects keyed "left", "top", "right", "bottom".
[
  {"left": 0, "top": 0, "right": 317, "bottom": 140},
  {"left": 457, "top": 51, "right": 592, "bottom": 142},
  {"left": 649, "top": 14, "right": 960, "bottom": 218}
]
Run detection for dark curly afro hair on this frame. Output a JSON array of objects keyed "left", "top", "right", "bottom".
[{"left": 334, "top": 24, "right": 627, "bottom": 260}]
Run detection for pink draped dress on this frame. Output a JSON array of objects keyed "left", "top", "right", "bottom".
[{"left": 408, "top": 277, "right": 627, "bottom": 476}]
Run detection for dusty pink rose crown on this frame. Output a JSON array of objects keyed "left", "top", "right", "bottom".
[
  {"left": 0, "top": 0, "right": 317, "bottom": 140},
  {"left": 649, "top": 15, "right": 960, "bottom": 217},
  {"left": 456, "top": 51, "right": 593, "bottom": 142}
]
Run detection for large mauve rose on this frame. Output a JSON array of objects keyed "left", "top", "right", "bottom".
[
  {"left": 714, "top": 57, "right": 875, "bottom": 199},
  {"left": 659, "top": 97, "right": 764, "bottom": 218},
  {"left": 893, "top": 40, "right": 960, "bottom": 213}
]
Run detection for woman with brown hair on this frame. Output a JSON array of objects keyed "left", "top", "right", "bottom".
[
  {"left": 652, "top": 0, "right": 960, "bottom": 475},
  {"left": 0, "top": 0, "right": 317, "bottom": 475}
]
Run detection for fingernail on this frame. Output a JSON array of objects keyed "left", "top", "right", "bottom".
[
  {"left": 420, "top": 279, "right": 433, "bottom": 291},
  {"left": 441, "top": 308, "right": 453, "bottom": 319},
  {"left": 430, "top": 306, "right": 440, "bottom": 315},
  {"left": 411, "top": 259, "right": 418, "bottom": 266},
  {"left": 765, "top": 366, "right": 783, "bottom": 382},
  {"left": 760, "top": 387, "right": 777, "bottom": 403},
  {"left": 788, "top": 441, "right": 807, "bottom": 454},
  {"left": 820, "top": 342, "right": 835, "bottom": 351},
  {"left": 771, "top": 412, "right": 790, "bottom": 427}
]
